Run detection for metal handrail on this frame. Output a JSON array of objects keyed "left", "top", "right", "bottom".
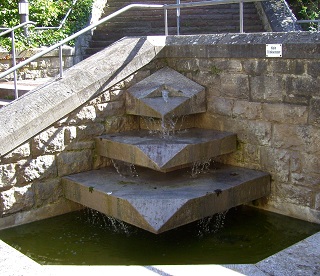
[
  {"left": 296, "top": 20, "right": 320, "bottom": 31},
  {"left": 0, "top": 0, "right": 268, "bottom": 96},
  {"left": 0, "top": 21, "right": 36, "bottom": 99}
]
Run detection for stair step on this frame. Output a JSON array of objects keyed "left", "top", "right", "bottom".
[
  {"left": 62, "top": 163, "right": 270, "bottom": 234},
  {"left": 0, "top": 78, "right": 53, "bottom": 107},
  {"left": 85, "top": 1, "right": 265, "bottom": 57}
]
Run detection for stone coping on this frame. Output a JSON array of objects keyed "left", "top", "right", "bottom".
[{"left": 1, "top": 231, "right": 319, "bottom": 275}]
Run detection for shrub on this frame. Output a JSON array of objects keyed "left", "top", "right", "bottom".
[
  {"left": 0, "top": 0, "right": 94, "bottom": 50},
  {"left": 287, "top": 0, "right": 320, "bottom": 31}
]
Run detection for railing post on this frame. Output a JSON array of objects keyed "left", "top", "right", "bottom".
[
  {"left": 177, "top": 0, "right": 181, "bottom": 35},
  {"left": 239, "top": 0, "right": 244, "bottom": 33},
  {"left": 59, "top": 45, "right": 64, "bottom": 78},
  {"left": 11, "top": 31, "right": 19, "bottom": 99},
  {"left": 164, "top": 7, "right": 168, "bottom": 36}
]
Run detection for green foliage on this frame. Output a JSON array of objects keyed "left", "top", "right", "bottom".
[
  {"left": 287, "top": 0, "right": 320, "bottom": 31},
  {"left": 0, "top": 0, "right": 94, "bottom": 50}
]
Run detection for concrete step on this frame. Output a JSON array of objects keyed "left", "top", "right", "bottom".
[
  {"left": 0, "top": 78, "right": 52, "bottom": 107},
  {"left": 62, "top": 163, "right": 270, "bottom": 234}
]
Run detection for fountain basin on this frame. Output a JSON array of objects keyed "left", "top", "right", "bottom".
[
  {"left": 96, "top": 128, "right": 237, "bottom": 172},
  {"left": 62, "top": 163, "right": 270, "bottom": 234}
]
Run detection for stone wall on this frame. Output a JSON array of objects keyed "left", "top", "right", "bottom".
[
  {"left": 0, "top": 33, "right": 319, "bottom": 229},
  {"left": 160, "top": 34, "right": 320, "bottom": 223}
]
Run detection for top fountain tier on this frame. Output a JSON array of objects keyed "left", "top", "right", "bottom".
[{"left": 126, "top": 67, "right": 206, "bottom": 119}]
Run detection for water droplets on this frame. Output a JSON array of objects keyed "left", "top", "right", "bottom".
[
  {"left": 191, "top": 158, "right": 213, "bottom": 177},
  {"left": 111, "top": 159, "right": 139, "bottom": 177},
  {"left": 197, "top": 210, "right": 228, "bottom": 237}
]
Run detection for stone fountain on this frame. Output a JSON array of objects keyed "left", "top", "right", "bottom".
[{"left": 62, "top": 67, "right": 270, "bottom": 234}]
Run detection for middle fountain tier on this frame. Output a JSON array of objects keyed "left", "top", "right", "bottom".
[{"left": 63, "top": 67, "right": 271, "bottom": 234}]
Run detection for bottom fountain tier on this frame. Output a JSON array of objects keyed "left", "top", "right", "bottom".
[{"left": 62, "top": 163, "right": 270, "bottom": 234}]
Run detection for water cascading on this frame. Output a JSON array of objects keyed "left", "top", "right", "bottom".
[{"left": 62, "top": 67, "right": 270, "bottom": 234}]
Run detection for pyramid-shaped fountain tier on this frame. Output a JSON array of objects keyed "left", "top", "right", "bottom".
[
  {"left": 96, "top": 128, "right": 237, "bottom": 172},
  {"left": 126, "top": 67, "right": 206, "bottom": 119},
  {"left": 63, "top": 164, "right": 270, "bottom": 234}
]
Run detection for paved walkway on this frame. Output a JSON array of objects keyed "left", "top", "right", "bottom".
[{"left": 1, "top": 231, "right": 319, "bottom": 276}]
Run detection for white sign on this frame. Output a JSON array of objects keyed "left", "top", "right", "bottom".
[{"left": 266, "top": 44, "right": 282, "bottom": 57}]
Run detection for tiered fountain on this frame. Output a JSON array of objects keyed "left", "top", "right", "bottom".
[{"left": 63, "top": 67, "right": 270, "bottom": 234}]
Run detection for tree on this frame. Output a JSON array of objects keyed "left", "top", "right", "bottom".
[{"left": 0, "top": 0, "right": 94, "bottom": 50}]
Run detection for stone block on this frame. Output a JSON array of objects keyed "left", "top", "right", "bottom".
[
  {"left": 68, "top": 106, "right": 97, "bottom": 124},
  {"left": 76, "top": 123, "right": 105, "bottom": 140},
  {"left": 233, "top": 100, "right": 262, "bottom": 120},
  {"left": 285, "top": 76, "right": 320, "bottom": 102},
  {"left": 173, "top": 59, "right": 200, "bottom": 72},
  {"left": 17, "top": 155, "right": 57, "bottom": 183},
  {"left": 1, "top": 143, "right": 30, "bottom": 163},
  {"left": 65, "top": 141, "right": 94, "bottom": 151},
  {"left": 273, "top": 124, "right": 320, "bottom": 154},
  {"left": 0, "top": 164, "right": 16, "bottom": 189},
  {"left": 220, "top": 73, "right": 249, "bottom": 99},
  {"left": 309, "top": 98, "right": 320, "bottom": 125},
  {"left": 32, "top": 126, "right": 65, "bottom": 155},
  {"left": 273, "top": 183, "right": 313, "bottom": 207},
  {"left": 96, "top": 101, "right": 125, "bottom": 118},
  {"left": 243, "top": 143, "right": 261, "bottom": 166},
  {"left": 250, "top": 75, "right": 284, "bottom": 102},
  {"left": 300, "top": 153, "right": 320, "bottom": 175},
  {"left": 192, "top": 71, "right": 221, "bottom": 97},
  {"left": 57, "top": 150, "right": 92, "bottom": 177},
  {"left": 207, "top": 97, "right": 233, "bottom": 116},
  {"left": 233, "top": 120, "right": 272, "bottom": 146},
  {"left": 269, "top": 59, "right": 305, "bottom": 75},
  {"left": 307, "top": 60, "right": 320, "bottom": 78},
  {"left": 242, "top": 59, "right": 267, "bottom": 76},
  {"left": 206, "top": 59, "right": 243, "bottom": 73},
  {"left": 0, "top": 185, "right": 35, "bottom": 215},
  {"left": 64, "top": 126, "right": 77, "bottom": 145},
  {"left": 260, "top": 147, "right": 290, "bottom": 182},
  {"left": 262, "top": 103, "right": 308, "bottom": 124},
  {"left": 315, "top": 193, "right": 320, "bottom": 211},
  {"left": 33, "top": 178, "right": 62, "bottom": 207},
  {"left": 104, "top": 115, "right": 139, "bottom": 134},
  {"left": 291, "top": 172, "right": 320, "bottom": 188}
]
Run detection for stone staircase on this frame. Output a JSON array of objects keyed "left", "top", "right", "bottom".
[{"left": 85, "top": 0, "right": 265, "bottom": 57}]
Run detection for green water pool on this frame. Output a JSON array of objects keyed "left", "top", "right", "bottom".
[{"left": 0, "top": 206, "right": 319, "bottom": 265}]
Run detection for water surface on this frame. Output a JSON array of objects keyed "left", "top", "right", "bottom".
[{"left": 0, "top": 206, "right": 319, "bottom": 265}]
